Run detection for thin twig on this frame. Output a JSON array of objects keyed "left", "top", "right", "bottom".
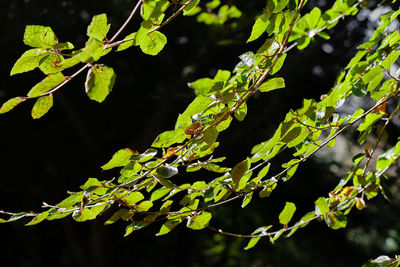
[{"left": 107, "top": 0, "right": 143, "bottom": 44}]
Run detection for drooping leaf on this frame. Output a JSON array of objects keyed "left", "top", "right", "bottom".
[
  {"left": 104, "top": 209, "right": 131, "bottom": 225},
  {"left": 156, "top": 218, "right": 182, "bottom": 236},
  {"left": 101, "top": 149, "right": 133, "bottom": 170},
  {"left": 0, "top": 97, "right": 26, "bottom": 114},
  {"left": 231, "top": 158, "right": 250, "bottom": 187},
  {"left": 87, "top": 14, "right": 111, "bottom": 41},
  {"left": 244, "top": 236, "right": 261, "bottom": 250},
  {"left": 156, "top": 165, "right": 178, "bottom": 179},
  {"left": 85, "top": 64, "right": 116, "bottom": 103},
  {"left": 124, "top": 221, "right": 148, "bottom": 237},
  {"left": 260, "top": 77, "right": 284, "bottom": 93},
  {"left": 186, "top": 211, "right": 212, "bottom": 230},
  {"left": 140, "top": 31, "right": 167, "bottom": 56},
  {"left": 31, "top": 94, "right": 53, "bottom": 119},
  {"left": 278, "top": 202, "right": 296, "bottom": 225},
  {"left": 27, "top": 72, "right": 65, "bottom": 97},
  {"left": 24, "top": 25, "right": 57, "bottom": 48}
]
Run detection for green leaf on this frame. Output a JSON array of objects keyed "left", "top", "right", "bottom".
[
  {"left": 31, "top": 94, "right": 53, "bottom": 119},
  {"left": 87, "top": 14, "right": 110, "bottom": 41},
  {"left": 72, "top": 203, "right": 108, "bottom": 222},
  {"left": 234, "top": 102, "right": 247, "bottom": 121},
  {"left": 0, "top": 97, "right": 26, "bottom": 114},
  {"left": 138, "top": 149, "right": 158, "bottom": 163},
  {"left": 188, "top": 78, "right": 215, "bottom": 95},
  {"left": 57, "top": 192, "right": 83, "bottom": 208},
  {"left": 78, "top": 38, "right": 104, "bottom": 63},
  {"left": 324, "top": 211, "right": 347, "bottom": 229},
  {"left": 24, "top": 25, "right": 57, "bottom": 48},
  {"left": 101, "top": 149, "right": 133, "bottom": 170},
  {"left": 27, "top": 72, "right": 65, "bottom": 97},
  {"left": 259, "top": 77, "right": 285, "bottom": 93},
  {"left": 381, "top": 50, "right": 400, "bottom": 69},
  {"left": 117, "top": 32, "right": 137, "bottom": 51},
  {"left": 358, "top": 113, "right": 382, "bottom": 132},
  {"left": 140, "top": 31, "right": 167, "bottom": 56},
  {"left": 306, "top": 7, "right": 321, "bottom": 29},
  {"left": 231, "top": 158, "right": 250, "bottom": 187},
  {"left": 152, "top": 128, "right": 187, "bottom": 148},
  {"left": 244, "top": 236, "right": 261, "bottom": 250},
  {"left": 279, "top": 202, "right": 296, "bottom": 225},
  {"left": 38, "top": 53, "right": 65, "bottom": 75},
  {"left": 104, "top": 208, "right": 131, "bottom": 225},
  {"left": 53, "top": 42, "right": 74, "bottom": 50},
  {"left": 85, "top": 64, "right": 116, "bottom": 103},
  {"left": 315, "top": 197, "right": 329, "bottom": 215},
  {"left": 10, "top": 48, "right": 48, "bottom": 75},
  {"left": 124, "top": 221, "right": 148, "bottom": 237},
  {"left": 241, "top": 192, "right": 253, "bottom": 208},
  {"left": 184, "top": 0, "right": 200, "bottom": 15},
  {"left": 187, "top": 211, "right": 212, "bottom": 230},
  {"left": 247, "top": 13, "right": 270, "bottom": 43},
  {"left": 156, "top": 218, "right": 182, "bottom": 236},
  {"left": 25, "top": 211, "right": 49, "bottom": 226},
  {"left": 156, "top": 165, "right": 178, "bottom": 178},
  {"left": 271, "top": 53, "right": 287, "bottom": 74},
  {"left": 151, "top": 188, "right": 172, "bottom": 201},
  {"left": 123, "top": 192, "right": 145, "bottom": 205},
  {"left": 136, "top": 201, "right": 153, "bottom": 212},
  {"left": 362, "top": 66, "right": 383, "bottom": 84}
]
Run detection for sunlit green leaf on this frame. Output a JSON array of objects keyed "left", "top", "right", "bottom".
[
  {"left": 85, "top": 64, "right": 116, "bottom": 103},
  {"left": 0, "top": 97, "right": 26, "bottom": 114},
  {"left": 101, "top": 149, "right": 133, "bottom": 170},
  {"left": 10, "top": 48, "right": 48, "bottom": 75},
  {"left": 117, "top": 32, "right": 137, "bottom": 51},
  {"left": 27, "top": 72, "right": 65, "bottom": 97},
  {"left": 25, "top": 211, "right": 49, "bottom": 226},
  {"left": 315, "top": 197, "right": 329, "bottom": 215},
  {"left": 140, "top": 31, "right": 167, "bottom": 56},
  {"left": 87, "top": 14, "right": 110, "bottom": 41},
  {"left": 279, "top": 202, "right": 296, "bottom": 225},
  {"left": 24, "top": 25, "right": 57, "bottom": 48},
  {"left": 31, "top": 94, "right": 53, "bottom": 119},
  {"left": 187, "top": 211, "right": 212, "bottom": 230}
]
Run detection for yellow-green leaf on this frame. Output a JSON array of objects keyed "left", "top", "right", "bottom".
[
  {"left": 27, "top": 72, "right": 65, "bottom": 97},
  {"left": 24, "top": 25, "right": 57, "bottom": 48},
  {"left": 259, "top": 77, "right": 285, "bottom": 92},
  {"left": 10, "top": 48, "right": 48, "bottom": 75},
  {"left": 85, "top": 64, "right": 116, "bottom": 103},
  {"left": 0, "top": 97, "right": 26, "bottom": 114},
  {"left": 140, "top": 31, "right": 167, "bottom": 56},
  {"left": 87, "top": 14, "right": 110, "bottom": 41},
  {"left": 278, "top": 202, "right": 296, "bottom": 225},
  {"left": 31, "top": 95, "right": 53, "bottom": 119}
]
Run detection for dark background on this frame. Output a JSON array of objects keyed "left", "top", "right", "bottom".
[{"left": 0, "top": 1, "right": 399, "bottom": 266}]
